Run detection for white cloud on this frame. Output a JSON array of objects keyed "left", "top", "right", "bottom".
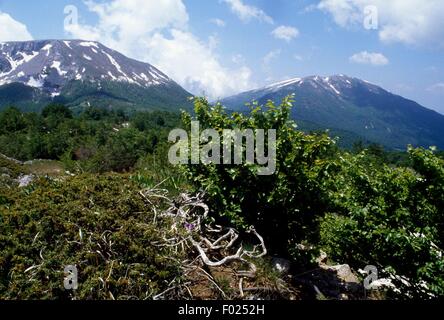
[
  {"left": 145, "top": 30, "right": 252, "bottom": 99},
  {"left": 65, "top": 0, "right": 254, "bottom": 99},
  {"left": 262, "top": 49, "right": 281, "bottom": 73},
  {"left": 208, "top": 35, "right": 219, "bottom": 51},
  {"left": 232, "top": 54, "right": 245, "bottom": 64},
  {"left": 263, "top": 50, "right": 281, "bottom": 65},
  {"left": 222, "top": 0, "right": 273, "bottom": 24},
  {"left": 271, "top": 25, "right": 299, "bottom": 42},
  {"left": 427, "top": 83, "right": 444, "bottom": 92},
  {"left": 317, "top": 0, "right": 444, "bottom": 47},
  {"left": 349, "top": 51, "right": 389, "bottom": 66},
  {"left": 65, "top": 0, "right": 189, "bottom": 53},
  {"left": 210, "top": 18, "right": 226, "bottom": 27},
  {"left": 0, "top": 11, "right": 33, "bottom": 42}
]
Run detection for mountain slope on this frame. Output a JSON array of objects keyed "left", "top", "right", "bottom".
[
  {"left": 220, "top": 75, "right": 444, "bottom": 149},
  {"left": 0, "top": 40, "right": 192, "bottom": 112}
]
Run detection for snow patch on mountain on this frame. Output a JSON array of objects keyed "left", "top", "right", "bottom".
[
  {"left": 41, "top": 44, "right": 52, "bottom": 56},
  {"left": 27, "top": 76, "right": 43, "bottom": 88},
  {"left": 50, "top": 61, "right": 67, "bottom": 76},
  {"left": 79, "top": 41, "right": 99, "bottom": 48},
  {"left": 20, "top": 51, "right": 39, "bottom": 64},
  {"left": 328, "top": 84, "right": 341, "bottom": 95},
  {"left": 265, "top": 78, "right": 302, "bottom": 90},
  {"left": 104, "top": 52, "right": 125, "bottom": 77}
]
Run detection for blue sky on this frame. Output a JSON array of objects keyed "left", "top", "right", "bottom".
[{"left": 0, "top": 0, "right": 444, "bottom": 114}]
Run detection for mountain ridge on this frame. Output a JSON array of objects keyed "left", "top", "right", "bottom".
[
  {"left": 220, "top": 74, "right": 444, "bottom": 149},
  {"left": 1, "top": 40, "right": 443, "bottom": 149},
  {"left": 0, "top": 39, "right": 192, "bottom": 112}
]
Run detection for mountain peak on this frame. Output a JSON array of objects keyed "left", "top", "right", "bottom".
[
  {"left": 0, "top": 39, "right": 172, "bottom": 97},
  {"left": 259, "top": 74, "right": 386, "bottom": 98},
  {"left": 0, "top": 39, "right": 192, "bottom": 112},
  {"left": 221, "top": 74, "right": 444, "bottom": 150}
]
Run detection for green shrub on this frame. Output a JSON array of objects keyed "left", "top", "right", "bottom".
[
  {"left": 180, "top": 96, "right": 336, "bottom": 259},
  {"left": 0, "top": 174, "right": 184, "bottom": 299},
  {"left": 320, "top": 148, "right": 444, "bottom": 298}
]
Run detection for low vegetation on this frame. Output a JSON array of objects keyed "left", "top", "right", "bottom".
[{"left": 0, "top": 96, "right": 442, "bottom": 299}]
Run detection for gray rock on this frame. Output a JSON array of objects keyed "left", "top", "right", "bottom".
[
  {"left": 272, "top": 257, "right": 291, "bottom": 274},
  {"left": 316, "top": 250, "right": 328, "bottom": 264},
  {"left": 323, "top": 264, "right": 359, "bottom": 283},
  {"left": 367, "top": 278, "right": 395, "bottom": 290}
]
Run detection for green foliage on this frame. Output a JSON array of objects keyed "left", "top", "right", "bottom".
[
  {"left": 42, "top": 104, "right": 73, "bottom": 119},
  {"left": 0, "top": 154, "right": 28, "bottom": 189},
  {"left": 0, "top": 107, "right": 27, "bottom": 134},
  {"left": 0, "top": 154, "right": 26, "bottom": 179},
  {"left": 352, "top": 141, "right": 411, "bottom": 167},
  {"left": 134, "top": 143, "right": 190, "bottom": 196},
  {"left": 181, "top": 96, "right": 336, "bottom": 258},
  {"left": 0, "top": 105, "right": 181, "bottom": 173},
  {"left": 0, "top": 174, "right": 184, "bottom": 299},
  {"left": 1, "top": 95, "right": 443, "bottom": 299},
  {"left": 320, "top": 147, "right": 444, "bottom": 298},
  {"left": 180, "top": 95, "right": 443, "bottom": 298},
  {"left": 0, "top": 83, "right": 50, "bottom": 113}
]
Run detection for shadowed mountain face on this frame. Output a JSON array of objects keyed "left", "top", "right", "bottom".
[
  {"left": 220, "top": 75, "right": 444, "bottom": 150},
  {"left": 0, "top": 40, "right": 192, "bottom": 112}
]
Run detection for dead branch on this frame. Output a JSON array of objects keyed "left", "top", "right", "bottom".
[
  {"left": 146, "top": 191, "right": 268, "bottom": 299},
  {"left": 191, "top": 238, "right": 244, "bottom": 267},
  {"left": 239, "top": 277, "right": 244, "bottom": 298}
]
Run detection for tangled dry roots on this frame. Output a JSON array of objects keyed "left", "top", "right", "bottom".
[{"left": 139, "top": 185, "right": 267, "bottom": 300}]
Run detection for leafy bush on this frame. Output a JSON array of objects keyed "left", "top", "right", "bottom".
[
  {"left": 0, "top": 107, "right": 27, "bottom": 134},
  {"left": 320, "top": 147, "right": 444, "bottom": 298}
]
